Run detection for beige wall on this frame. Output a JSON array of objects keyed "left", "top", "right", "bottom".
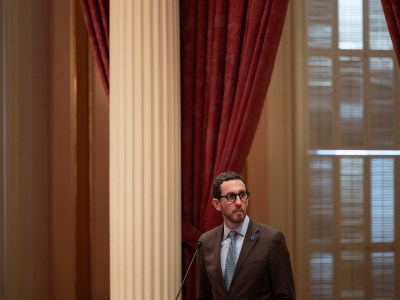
[
  {"left": 49, "top": 0, "right": 75, "bottom": 298},
  {"left": 1, "top": 0, "right": 110, "bottom": 298},
  {"left": 1, "top": 0, "right": 51, "bottom": 298},
  {"left": 90, "top": 49, "right": 110, "bottom": 300},
  {"left": 50, "top": 1, "right": 110, "bottom": 298}
]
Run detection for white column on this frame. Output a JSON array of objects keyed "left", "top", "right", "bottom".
[{"left": 110, "top": 1, "right": 181, "bottom": 299}]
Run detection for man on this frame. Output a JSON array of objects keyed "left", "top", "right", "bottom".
[{"left": 197, "top": 171, "right": 296, "bottom": 299}]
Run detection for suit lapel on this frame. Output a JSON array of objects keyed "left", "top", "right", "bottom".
[
  {"left": 211, "top": 225, "right": 226, "bottom": 289},
  {"left": 232, "top": 219, "right": 259, "bottom": 280}
]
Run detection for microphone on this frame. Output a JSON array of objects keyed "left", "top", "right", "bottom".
[{"left": 175, "top": 240, "right": 202, "bottom": 300}]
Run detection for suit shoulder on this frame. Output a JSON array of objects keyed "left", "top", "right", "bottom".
[
  {"left": 251, "top": 219, "right": 279, "bottom": 232},
  {"left": 250, "top": 219, "right": 285, "bottom": 239},
  {"left": 199, "top": 225, "right": 223, "bottom": 242}
]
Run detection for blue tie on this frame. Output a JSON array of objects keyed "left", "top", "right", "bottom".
[{"left": 224, "top": 231, "right": 237, "bottom": 289}]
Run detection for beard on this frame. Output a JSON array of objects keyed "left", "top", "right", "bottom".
[{"left": 224, "top": 208, "right": 246, "bottom": 224}]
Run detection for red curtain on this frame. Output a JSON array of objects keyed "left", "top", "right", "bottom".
[
  {"left": 180, "top": 0, "right": 289, "bottom": 298},
  {"left": 381, "top": 0, "right": 400, "bottom": 65},
  {"left": 79, "top": 0, "right": 110, "bottom": 96}
]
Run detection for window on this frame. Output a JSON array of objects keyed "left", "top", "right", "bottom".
[{"left": 305, "top": 0, "right": 400, "bottom": 298}]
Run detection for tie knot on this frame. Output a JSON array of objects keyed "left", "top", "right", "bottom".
[{"left": 229, "top": 231, "right": 237, "bottom": 239}]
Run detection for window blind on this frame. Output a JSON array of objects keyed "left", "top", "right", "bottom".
[{"left": 306, "top": 0, "right": 399, "bottom": 298}]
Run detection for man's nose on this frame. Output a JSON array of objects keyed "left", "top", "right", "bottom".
[{"left": 234, "top": 195, "right": 242, "bottom": 204}]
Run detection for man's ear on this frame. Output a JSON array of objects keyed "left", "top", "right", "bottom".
[{"left": 212, "top": 198, "right": 221, "bottom": 211}]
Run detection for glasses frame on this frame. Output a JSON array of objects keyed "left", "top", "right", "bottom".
[{"left": 218, "top": 192, "right": 250, "bottom": 203}]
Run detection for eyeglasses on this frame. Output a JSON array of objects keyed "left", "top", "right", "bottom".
[{"left": 219, "top": 192, "right": 249, "bottom": 203}]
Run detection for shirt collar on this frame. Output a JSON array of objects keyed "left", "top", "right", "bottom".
[{"left": 223, "top": 215, "right": 249, "bottom": 239}]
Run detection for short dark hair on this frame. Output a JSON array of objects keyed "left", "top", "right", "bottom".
[{"left": 212, "top": 171, "right": 246, "bottom": 198}]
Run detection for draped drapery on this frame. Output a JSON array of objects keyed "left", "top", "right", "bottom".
[
  {"left": 180, "top": 0, "right": 289, "bottom": 298},
  {"left": 79, "top": 0, "right": 110, "bottom": 96},
  {"left": 381, "top": 0, "right": 400, "bottom": 65}
]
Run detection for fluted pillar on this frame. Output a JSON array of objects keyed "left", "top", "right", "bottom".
[{"left": 110, "top": 1, "right": 181, "bottom": 299}]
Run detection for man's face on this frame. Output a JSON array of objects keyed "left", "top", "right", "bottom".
[{"left": 212, "top": 179, "right": 248, "bottom": 229}]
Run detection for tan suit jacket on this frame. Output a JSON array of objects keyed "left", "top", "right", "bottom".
[{"left": 197, "top": 218, "right": 295, "bottom": 299}]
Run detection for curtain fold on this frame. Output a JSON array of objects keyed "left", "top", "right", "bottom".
[
  {"left": 79, "top": 0, "right": 110, "bottom": 96},
  {"left": 180, "top": 0, "right": 289, "bottom": 298},
  {"left": 381, "top": 0, "right": 400, "bottom": 65}
]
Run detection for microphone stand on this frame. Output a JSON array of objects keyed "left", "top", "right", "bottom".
[{"left": 175, "top": 241, "right": 202, "bottom": 300}]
